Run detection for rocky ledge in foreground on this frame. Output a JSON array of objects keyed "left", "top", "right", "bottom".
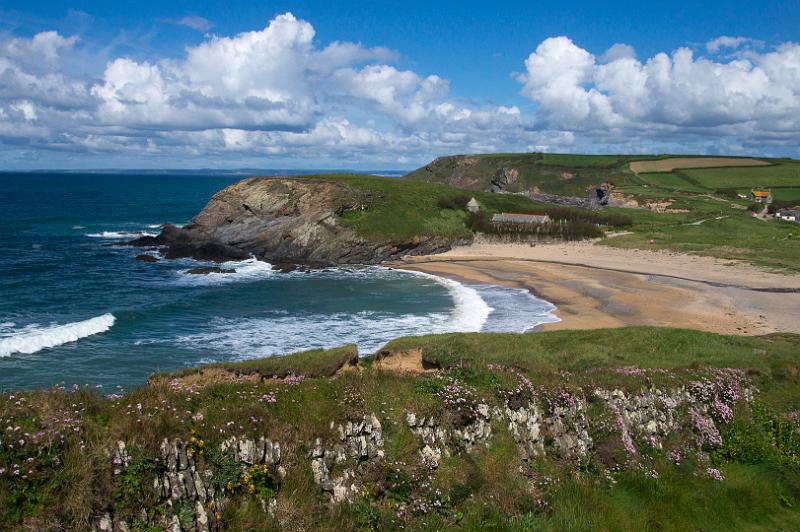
[{"left": 130, "top": 177, "right": 453, "bottom": 267}]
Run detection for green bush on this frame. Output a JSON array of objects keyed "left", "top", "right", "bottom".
[{"left": 437, "top": 193, "right": 471, "bottom": 210}]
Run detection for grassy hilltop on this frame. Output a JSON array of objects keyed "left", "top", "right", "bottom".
[
  {"left": 2, "top": 327, "right": 800, "bottom": 530},
  {"left": 404, "top": 153, "right": 655, "bottom": 197},
  {"left": 403, "top": 154, "right": 800, "bottom": 271},
  {"left": 287, "top": 174, "right": 631, "bottom": 242}
]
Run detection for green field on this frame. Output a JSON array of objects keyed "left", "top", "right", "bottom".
[
  {"left": 600, "top": 199, "right": 800, "bottom": 271},
  {"left": 3, "top": 327, "right": 800, "bottom": 530},
  {"left": 680, "top": 160, "right": 800, "bottom": 189},
  {"left": 405, "top": 152, "right": 800, "bottom": 198},
  {"left": 302, "top": 163, "right": 800, "bottom": 272},
  {"left": 635, "top": 172, "right": 708, "bottom": 193},
  {"left": 770, "top": 187, "right": 800, "bottom": 201}
]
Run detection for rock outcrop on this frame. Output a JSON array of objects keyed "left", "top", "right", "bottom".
[
  {"left": 310, "top": 414, "right": 385, "bottom": 503},
  {"left": 490, "top": 167, "right": 519, "bottom": 192},
  {"left": 131, "top": 177, "right": 452, "bottom": 267}
]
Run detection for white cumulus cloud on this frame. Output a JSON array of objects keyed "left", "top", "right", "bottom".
[
  {"left": 0, "top": 15, "right": 799, "bottom": 168},
  {"left": 519, "top": 36, "right": 800, "bottom": 151}
]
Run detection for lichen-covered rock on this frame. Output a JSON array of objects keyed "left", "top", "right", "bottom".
[
  {"left": 101, "top": 436, "right": 282, "bottom": 532},
  {"left": 542, "top": 399, "right": 593, "bottom": 458},
  {"left": 407, "top": 404, "right": 493, "bottom": 467},
  {"left": 310, "top": 414, "right": 385, "bottom": 503},
  {"left": 505, "top": 403, "right": 545, "bottom": 459},
  {"left": 595, "top": 388, "right": 689, "bottom": 448}
]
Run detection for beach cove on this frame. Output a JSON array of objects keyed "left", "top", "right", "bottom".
[{"left": 394, "top": 240, "right": 800, "bottom": 336}]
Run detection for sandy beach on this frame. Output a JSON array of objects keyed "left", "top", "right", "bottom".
[{"left": 392, "top": 241, "right": 800, "bottom": 336}]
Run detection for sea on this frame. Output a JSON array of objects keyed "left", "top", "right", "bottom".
[{"left": 0, "top": 172, "right": 559, "bottom": 390}]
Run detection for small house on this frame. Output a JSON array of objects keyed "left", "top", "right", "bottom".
[
  {"left": 466, "top": 197, "right": 481, "bottom": 213},
  {"left": 751, "top": 189, "right": 772, "bottom": 203},
  {"left": 776, "top": 207, "right": 800, "bottom": 223}
]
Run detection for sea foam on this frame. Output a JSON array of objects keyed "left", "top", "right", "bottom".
[
  {"left": 85, "top": 231, "right": 157, "bottom": 239},
  {"left": 0, "top": 314, "right": 115, "bottom": 357},
  {"left": 404, "top": 270, "right": 493, "bottom": 333},
  {"left": 173, "top": 258, "right": 275, "bottom": 286},
  {"left": 170, "top": 268, "right": 500, "bottom": 360}
]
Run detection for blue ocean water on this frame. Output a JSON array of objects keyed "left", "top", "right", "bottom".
[{"left": 0, "top": 173, "right": 558, "bottom": 390}]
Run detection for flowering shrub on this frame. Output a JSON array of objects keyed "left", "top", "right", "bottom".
[
  {"left": 616, "top": 366, "right": 647, "bottom": 377},
  {"left": 691, "top": 409, "right": 723, "bottom": 448},
  {"left": 490, "top": 364, "right": 535, "bottom": 409},
  {"left": 689, "top": 370, "right": 744, "bottom": 426},
  {"left": 0, "top": 392, "right": 90, "bottom": 522},
  {"left": 553, "top": 390, "right": 578, "bottom": 409},
  {"left": 436, "top": 381, "right": 481, "bottom": 425},
  {"left": 242, "top": 464, "right": 278, "bottom": 498},
  {"left": 273, "top": 373, "right": 305, "bottom": 386},
  {"left": 706, "top": 467, "right": 724, "bottom": 481}
]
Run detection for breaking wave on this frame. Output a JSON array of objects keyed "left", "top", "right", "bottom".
[
  {"left": 0, "top": 314, "right": 116, "bottom": 357},
  {"left": 166, "top": 268, "right": 553, "bottom": 361},
  {"left": 172, "top": 258, "right": 276, "bottom": 286},
  {"left": 85, "top": 231, "right": 157, "bottom": 239}
]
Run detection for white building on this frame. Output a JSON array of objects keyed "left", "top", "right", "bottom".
[{"left": 776, "top": 208, "right": 800, "bottom": 223}]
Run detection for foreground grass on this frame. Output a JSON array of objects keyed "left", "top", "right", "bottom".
[{"left": 2, "top": 327, "right": 800, "bottom": 530}]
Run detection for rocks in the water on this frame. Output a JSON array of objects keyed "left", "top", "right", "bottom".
[
  {"left": 135, "top": 254, "right": 159, "bottom": 263},
  {"left": 186, "top": 267, "right": 236, "bottom": 275},
  {"left": 129, "top": 177, "right": 455, "bottom": 267},
  {"left": 165, "top": 241, "right": 250, "bottom": 263}
]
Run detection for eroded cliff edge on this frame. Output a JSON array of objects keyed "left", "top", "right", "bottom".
[{"left": 131, "top": 176, "right": 455, "bottom": 267}]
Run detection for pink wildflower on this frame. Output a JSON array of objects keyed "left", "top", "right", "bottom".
[{"left": 706, "top": 467, "right": 724, "bottom": 481}]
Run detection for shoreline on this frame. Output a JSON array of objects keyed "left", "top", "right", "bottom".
[{"left": 390, "top": 241, "right": 800, "bottom": 336}]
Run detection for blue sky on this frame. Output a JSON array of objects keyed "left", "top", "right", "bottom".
[{"left": 0, "top": 1, "right": 799, "bottom": 169}]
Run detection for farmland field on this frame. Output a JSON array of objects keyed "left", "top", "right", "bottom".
[
  {"left": 629, "top": 157, "right": 770, "bottom": 174},
  {"left": 682, "top": 161, "right": 800, "bottom": 189},
  {"left": 636, "top": 172, "right": 708, "bottom": 192},
  {"left": 771, "top": 187, "right": 800, "bottom": 202}
]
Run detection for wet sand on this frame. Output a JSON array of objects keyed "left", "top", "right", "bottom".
[{"left": 390, "top": 242, "right": 800, "bottom": 336}]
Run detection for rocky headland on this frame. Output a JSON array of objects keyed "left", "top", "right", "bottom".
[{"left": 130, "top": 177, "right": 454, "bottom": 268}]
